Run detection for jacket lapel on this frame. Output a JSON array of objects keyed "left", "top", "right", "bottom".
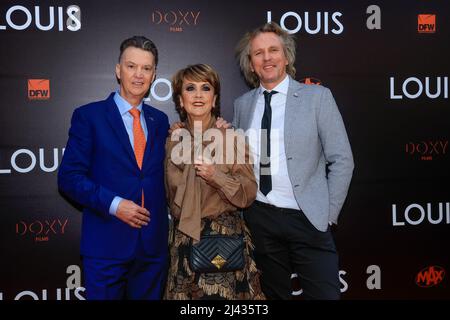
[
  {"left": 284, "top": 77, "right": 306, "bottom": 149},
  {"left": 105, "top": 94, "right": 137, "bottom": 166},
  {"left": 142, "top": 105, "right": 157, "bottom": 165},
  {"left": 243, "top": 89, "right": 260, "bottom": 130}
]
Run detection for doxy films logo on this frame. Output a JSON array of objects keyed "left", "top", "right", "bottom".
[
  {"left": 405, "top": 140, "right": 448, "bottom": 161},
  {"left": 16, "top": 218, "right": 68, "bottom": 242},
  {"left": 151, "top": 10, "right": 200, "bottom": 32}
]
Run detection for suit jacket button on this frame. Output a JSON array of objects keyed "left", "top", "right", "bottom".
[
  {"left": 287, "top": 157, "right": 292, "bottom": 160},
  {"left": 294, "top": 184, "right": 299, "bottom": 188}
]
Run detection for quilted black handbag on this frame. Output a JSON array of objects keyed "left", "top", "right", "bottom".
[{"left": 189, "top": 234, "right": 245, "bottom": 273}]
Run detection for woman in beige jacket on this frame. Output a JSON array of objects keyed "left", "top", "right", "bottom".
[{"left": 164, "top": 64, "right": 264, "bottom": 300}]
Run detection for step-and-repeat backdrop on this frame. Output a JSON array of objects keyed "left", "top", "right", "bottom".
[{"left": 0, "top": 0, "right": 448, "bottom": 300}]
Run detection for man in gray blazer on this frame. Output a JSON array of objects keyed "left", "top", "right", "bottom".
[{"left": 233, "top": 22, "right": 354, "bottom": 300}]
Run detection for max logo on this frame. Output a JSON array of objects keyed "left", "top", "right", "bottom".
[
  {"left": 28, "top": 79, "right": 50, "bottom": 100},
  {"left": 415, "top": 266, "right": 445, "bottom": 288},
  {"left": 418, "top": 14, "right": 436, "bottom": 33}
]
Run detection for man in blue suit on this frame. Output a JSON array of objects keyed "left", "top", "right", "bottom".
[{"left": 58, "top": 36, "right": 169, "bottom": 300}]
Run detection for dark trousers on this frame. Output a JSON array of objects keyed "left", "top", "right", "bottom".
[
  {"left": 244, "top": 201, "right": 340, "bottom": 300},
  {"left": 82, "top": 234, "right": 168, "bottom": 300}
]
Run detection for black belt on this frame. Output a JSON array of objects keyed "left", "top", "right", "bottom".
[{"left": 253, "top": 200, "right": 303, "bottom": 214}]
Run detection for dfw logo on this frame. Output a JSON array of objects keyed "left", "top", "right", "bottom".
[
  {"left": 418, "top": 14, "right": 436, "bottom": 34},
  {"left": 0, "top": 5, "right": 81, "bottom": 31},
  {"left": 28, "top": 79, "right": 50, "bottom": 100}
]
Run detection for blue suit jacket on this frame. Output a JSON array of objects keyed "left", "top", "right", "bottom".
[{"left": 58, "top": 93, "right": 169, "bottom": 259}]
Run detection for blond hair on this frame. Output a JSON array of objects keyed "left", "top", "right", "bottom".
[{"left": 236, "top": 22, "right": 296, "bottom": 88}]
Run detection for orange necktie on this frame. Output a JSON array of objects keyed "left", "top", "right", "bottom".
[{"left": 129, "top": 108, "right": 146, "bottom": 206}]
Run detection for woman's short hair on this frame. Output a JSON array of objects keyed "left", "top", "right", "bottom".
[{"left": 172, "top": 64, "right": 221, "bottom": 122}]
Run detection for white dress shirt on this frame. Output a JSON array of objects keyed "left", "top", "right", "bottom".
[{"left": 247, "top": 75, "right": 300, "bottom": 210}]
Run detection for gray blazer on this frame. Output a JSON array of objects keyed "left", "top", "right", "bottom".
[{"left": 232, "top": 77, "right": 354, "bottom": 231}]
